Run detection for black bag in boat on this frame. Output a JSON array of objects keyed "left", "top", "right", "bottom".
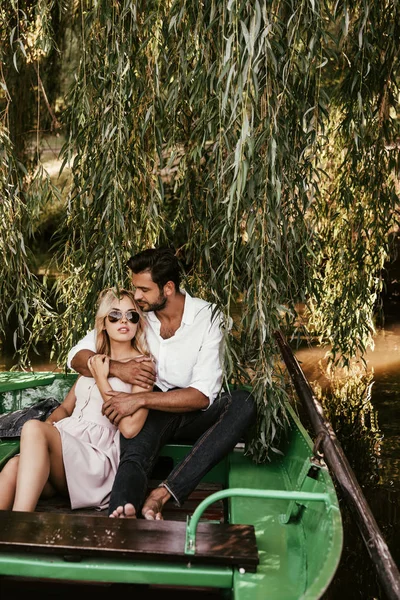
[{"left": 0, "top": 397, "right": 60, "bottom": 438}]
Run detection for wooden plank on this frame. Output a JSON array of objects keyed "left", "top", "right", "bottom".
[
  {"left": 36, "top": 481, "right": 225, "bottom": 523},
  {"left": 0, "top": 511, "right": 259, "bottom": 572}
]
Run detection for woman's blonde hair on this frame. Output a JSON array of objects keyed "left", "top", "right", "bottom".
[{"left": 94, "top": 288, "right": 149, "bottom": 357}]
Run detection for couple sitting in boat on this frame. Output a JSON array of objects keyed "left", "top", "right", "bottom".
[{"left": 0, "top": 247, "right": 256, "bottom": 519}]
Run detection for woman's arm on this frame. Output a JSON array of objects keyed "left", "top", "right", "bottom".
[
  {"left": 46, "top": 379, "right": 78, "bottom": 423},
  {"left": 118, "top": 367, "right": 154, "bottom": 438},
  {"left": 87, "top": 355, "right": 150, "bottom": 439},
  {"left": 117, "top": 406, "right": 149, "bottom": 439},
  {"left": 87, "top": 354, "right": 111, "bottom": 400},
  {"left": 87, "top": 355, "right": 149, "bottom": 438}
]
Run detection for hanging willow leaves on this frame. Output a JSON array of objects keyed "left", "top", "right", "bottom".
[
  {"left": 0, "top": 0, "right": 398, "bottom": 461},
  {"left": 0, "top": 2, "right": 60, "bottom": 366},
  {"left": 306, "top": 2, "right": 400, "bottom": 366}
]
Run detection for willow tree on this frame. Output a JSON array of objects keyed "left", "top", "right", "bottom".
[{"left": 0, "top": 0, "right": 398, "bottom": 461}]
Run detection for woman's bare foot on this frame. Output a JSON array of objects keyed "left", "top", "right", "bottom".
[
  {"left": 109, "top": 503, "right": 136, "bottom": 518},
  {"left": 142, "top": 486, "right": 171, "bottom": 520}
]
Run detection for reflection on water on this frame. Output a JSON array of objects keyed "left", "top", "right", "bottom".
[
  {"left": 295, "top": 324, "right": 400, "bottom": 599},
  {"left": 373, "top": 374, "right": 400, "bottom": 489},
  {"left": 314, "top": 371, "right": 382, "bottom": 487},
  {"left": 295, "top": 324, "right": 400, "bottom": 488},
  {"left": 1, "top": 324, "right": 400, "bottom": 599}
]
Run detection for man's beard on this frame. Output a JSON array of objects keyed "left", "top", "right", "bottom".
[{"left": 141, "top": 293, "right": 167, "bottom": 312}]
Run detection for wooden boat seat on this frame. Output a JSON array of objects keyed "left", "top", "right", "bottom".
[{"left": 0, "top": 510, "right": 259, "bottom": 572}]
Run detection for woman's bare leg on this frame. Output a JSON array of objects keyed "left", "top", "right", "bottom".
[
  {"left": 13, "top": 420, "right": 68, "bottom": 512},
  {"left": 0, "top": 454, "right": 59, "bottom": 510},
  {"left": 0, "top": 455, "right": 20, "bottom": 509}
]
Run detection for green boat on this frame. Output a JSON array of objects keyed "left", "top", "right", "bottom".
[{"left": 0, "top": 370, "right": 343, "bottom": 599}]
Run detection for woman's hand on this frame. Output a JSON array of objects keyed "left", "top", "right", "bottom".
[{"left": 87, "top": 354, "right": 110, "bottom": 380}]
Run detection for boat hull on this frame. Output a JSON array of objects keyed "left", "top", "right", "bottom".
[{"left": 0, "top": 372, "right": 342, "bottom": 599}]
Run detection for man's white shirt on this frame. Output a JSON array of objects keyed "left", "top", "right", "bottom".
[{"left": 67, "top": 291, "right": 225, "bottom": 406}]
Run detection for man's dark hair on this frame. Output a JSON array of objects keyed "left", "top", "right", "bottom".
[{"left": 127, "top": 247, "right": 181, "bottom": 291}]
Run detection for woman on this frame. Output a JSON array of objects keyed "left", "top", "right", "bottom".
[{"left": 0, "top": 288, "right": 152, "bottom": 512}]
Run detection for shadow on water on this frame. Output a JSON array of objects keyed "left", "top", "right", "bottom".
[{"left": 1, "top": 324, "right": 400, "bottom": 599}]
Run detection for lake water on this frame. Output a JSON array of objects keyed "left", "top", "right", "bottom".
[
  {"left": 1, "top": 323, "right": 400, "bottom": 599},
  {"left": 295, "top": 324, "right": 400, "bottom": 599}
]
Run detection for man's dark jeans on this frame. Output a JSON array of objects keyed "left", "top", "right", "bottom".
[{"left": 108, "top": 389, "right": 256, "bottom": 514}]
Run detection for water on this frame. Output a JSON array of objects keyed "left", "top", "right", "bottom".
[
  {"left": 296, "top": 325, "right": 400, "bottom": 599},
  {"left": 1, "top": 324, "right": 400, "bottom": 599}
]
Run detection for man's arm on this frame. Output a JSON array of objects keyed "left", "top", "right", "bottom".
[
  {"left": 67, "top": 329, "right": 156, "bottom": 389},
  {"left": 70, "top": 349, "right": 96, "bottom": 376},
  {"left": 102, "top": 387, "right": 208, "bottom": 425},
  {"left": 71, "top": 350, "right": 156, "bottom": 388}
]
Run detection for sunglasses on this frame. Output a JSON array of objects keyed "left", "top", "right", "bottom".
[{"left": 107, "top": 309, "right": 140, "bottom": 324}]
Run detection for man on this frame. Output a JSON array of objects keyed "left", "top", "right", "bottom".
[{"left": 67, "top": 247, "right": 256, "bottom": 519}]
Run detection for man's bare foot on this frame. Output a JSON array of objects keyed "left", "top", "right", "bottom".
[
  {"left": 109, "top": 503, "right": 136, "bottom": 518},
  {"left": 142, "top": 486, "right": 171, "bottom": 520}
]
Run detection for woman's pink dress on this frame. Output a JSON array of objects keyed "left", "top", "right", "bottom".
[{"left": 54, "top": 375, "right": 131, "bottom": 510}]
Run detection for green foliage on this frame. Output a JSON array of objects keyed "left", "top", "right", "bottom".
[
  {"left": 0, "top": 0, "right": 399, "bottom": 461},
  {"left": 0, "top": 128, "right": 55, "bottom": 357},
  {"left": 306, "top": 2, "right": 400, "bottom": 366}
]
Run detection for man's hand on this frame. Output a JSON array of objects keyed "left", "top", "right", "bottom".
[
  {"left": 102, "top": 391, "right": 146, "bottom": 425},
  {"left": 110, "top": 357, "right": 156, "bottom": 388},
  {"left": 102, "top": 388, "right": 209, "bottom": 425}
]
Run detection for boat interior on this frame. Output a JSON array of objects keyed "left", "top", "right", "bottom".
[{"left": 0, "top": 371, "right": 343, "bottom": 600}]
